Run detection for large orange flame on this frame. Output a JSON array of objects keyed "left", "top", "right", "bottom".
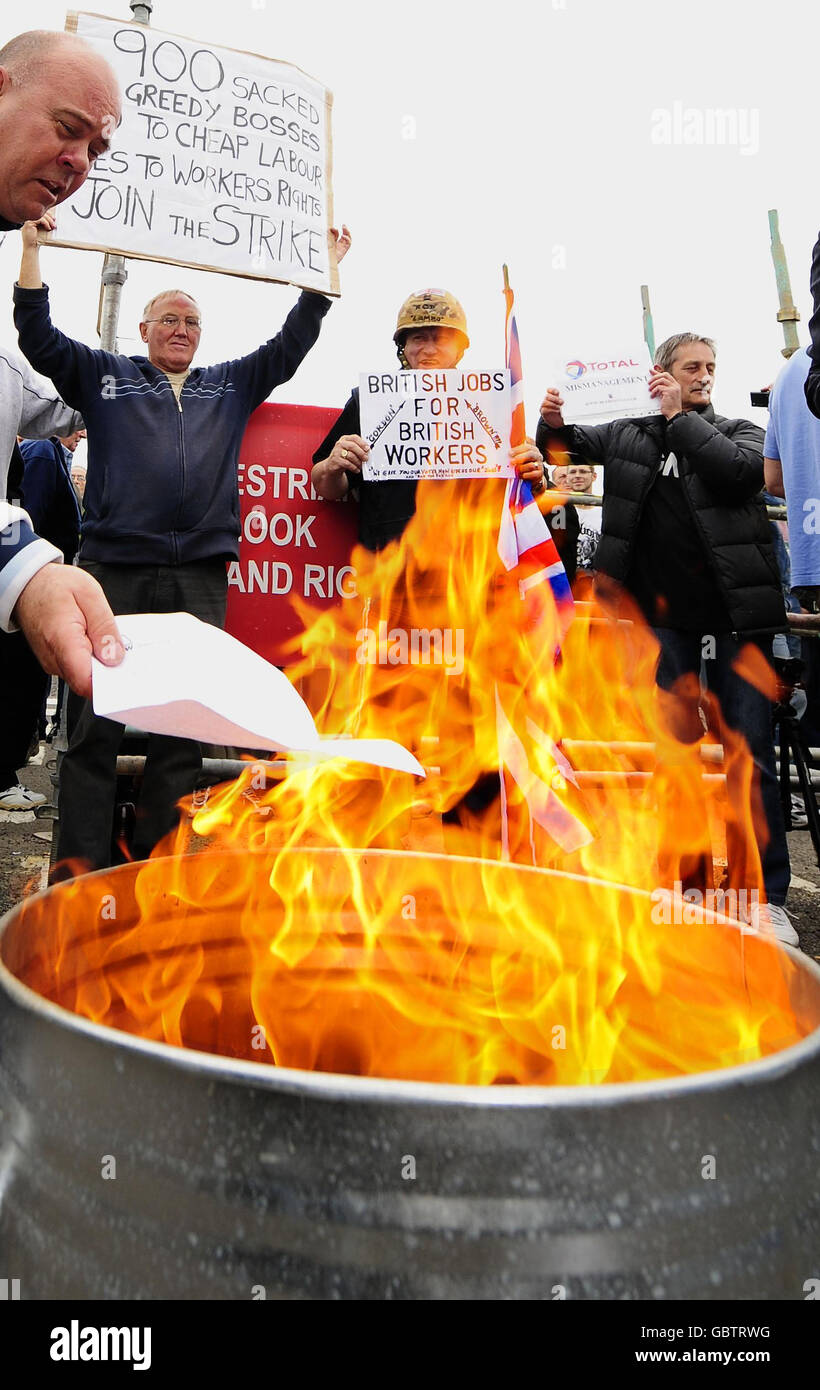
[{"left": 10, "top": 476, "right": 806, "bottom": 1084}]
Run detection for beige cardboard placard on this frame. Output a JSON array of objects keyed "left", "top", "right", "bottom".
[
  {"left": 359, "top": 368, "right": 513, "bottom": 480},
  {"left": 60, "top": 11, "right": 339, "bottom": 295}
]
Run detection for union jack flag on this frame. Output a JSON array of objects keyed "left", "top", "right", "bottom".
[
  {"left": 495, "top": 269, "right": 591, "bottom": 857},
  {"left": 497, "top": 275, "right": 574, "bottom": 635}
]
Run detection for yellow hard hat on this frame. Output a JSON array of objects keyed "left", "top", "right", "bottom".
[{"left": 393, "top": 288, "right": 470, "bottom": 349}]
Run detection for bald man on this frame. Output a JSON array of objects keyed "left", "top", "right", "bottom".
[{"left": 0, "top": 30, "right": 124, "bottom": 698}]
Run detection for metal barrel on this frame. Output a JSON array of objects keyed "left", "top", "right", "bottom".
[{"left": 1, "top": 850, "right": 818, "bottom": 1300}]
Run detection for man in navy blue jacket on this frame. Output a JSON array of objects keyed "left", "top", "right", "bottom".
[
  {"left": 19, "top": 429, "right": 84, "bottom": 564},
  {"left": 15, "top": 221, "right": 350, "bottom": 872}
]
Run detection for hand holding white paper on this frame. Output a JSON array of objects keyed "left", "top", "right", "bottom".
[{"left": 92, "top": 613, "right": 425, "bottom": 777}]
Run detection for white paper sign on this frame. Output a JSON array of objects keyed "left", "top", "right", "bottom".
[
  {"left": 59, "top": 12, "right": 338, "bottom": 295},
  {"left": 553, "top": 346, "right": 659, "bottom": 424},
  {"left": 358, "top": 368, "right": 513, "bottom": 480},
  {"left": 92, "top": 613, "right": 424, "bottom": 777}
]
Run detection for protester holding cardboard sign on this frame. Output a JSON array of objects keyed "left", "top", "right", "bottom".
[
  {"left": 14, "top": 214, "right": 350, "bottom": 875},
  {"left": 311, "top": 287, "right": 546, "bottom": 551},
  {"left": 58, "top": 14, "right": 339, "bottom": 298},
  {"left": 537, "top": 334, "right": 795, "bottom": 945}
]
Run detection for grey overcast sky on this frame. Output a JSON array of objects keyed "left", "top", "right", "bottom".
[{"left": 1, "top": 0, "right": 817, "bottom": 432}]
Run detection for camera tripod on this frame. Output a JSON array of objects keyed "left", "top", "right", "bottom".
[{"left": 774, "top": 695, "right": 820, "bottom": 866}]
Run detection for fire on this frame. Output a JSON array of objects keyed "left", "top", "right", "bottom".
[{"left": 3, "top": 476, "right": 808, "bottom": 1084}]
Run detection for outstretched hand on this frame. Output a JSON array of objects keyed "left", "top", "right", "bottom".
[
  {"left": 13, "top": 564, "right": 125, "bottom": 700},
  {"left": 330, "top": 223, "right": 352, "bottom": 263}
]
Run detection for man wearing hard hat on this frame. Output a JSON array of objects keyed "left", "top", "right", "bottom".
[{"left": 312, "top": 288, "right": 546, "bottom": 549}]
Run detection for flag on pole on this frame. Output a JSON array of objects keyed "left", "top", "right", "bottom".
[
  {"left": 495, "top": 267, "right": 592, "bottom": 857},
  {"left": 504, "top": 267, "right": 528, "bottom": 452},
  {"left": 497, "top": 267, "right": 574, "bottom": 636}
]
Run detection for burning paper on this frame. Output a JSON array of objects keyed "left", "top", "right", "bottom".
[{"left": 92, "top": 612, "right": 424, "bottom": 777}]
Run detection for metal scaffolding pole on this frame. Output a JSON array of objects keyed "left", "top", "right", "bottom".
[
  {"left": 768, "top": 209, "right": 801, "bottom": 359},
  {"left": 641, "top": 284, "right": 655, "bottom": 361},
  {"left": 97, "top": 255, "right": 127, "bottom": 351},
  {"left": 96, "top": 0, "right": 154, "bottom": 350}
]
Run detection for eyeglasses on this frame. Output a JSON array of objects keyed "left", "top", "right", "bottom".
[{"left": 144, "top": 315, "right": 202, "bottom": 331}]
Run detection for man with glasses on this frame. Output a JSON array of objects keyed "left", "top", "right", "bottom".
[{"left": 14, "top": 218, "right": 350, "bottom": 872}]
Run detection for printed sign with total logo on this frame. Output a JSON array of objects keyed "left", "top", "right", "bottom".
[
  {"left": 359, "top": 368, "right": 513, "bottom": 481},
  {"left": 553, "top": 345, "right": 659, "bottom": 425}
]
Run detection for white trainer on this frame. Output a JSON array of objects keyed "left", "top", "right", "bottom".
[
  {"left": 753, "top": 903, "right": 800, "bottom": 948},
  {"left": 0, "top": 784, "right": 47, "bottom": 810},
  {"left": 789, "top": 794, "right": 808, "bottom": 829}
]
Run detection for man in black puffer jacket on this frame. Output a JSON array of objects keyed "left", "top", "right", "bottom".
[{"left": 537, "top": 333, "right": 794, "bottom": 944}]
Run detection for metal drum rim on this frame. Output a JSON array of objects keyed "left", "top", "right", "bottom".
[{"left": 2, "top": 846, "right": 819, "bottom": 1111}]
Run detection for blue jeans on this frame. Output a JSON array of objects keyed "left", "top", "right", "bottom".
[{"left": 653, "top": 629, "right": 790, "bottom": 906}]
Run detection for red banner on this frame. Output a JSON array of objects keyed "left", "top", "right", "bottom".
[{"left": 226, "top": 402, "right": 359, "bottom": 665}]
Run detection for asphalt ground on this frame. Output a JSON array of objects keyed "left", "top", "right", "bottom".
[
  {"left": 2, "top": 744, "right": 820, "bottom": 965},
  {"left": 0, "top": 744, "right": 56, "bottom": 915}
]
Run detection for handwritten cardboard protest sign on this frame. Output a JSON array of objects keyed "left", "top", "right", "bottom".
[
  {"left": 61, "top": 12, "right": 338, "bottom": 294},
  {"left": 553, "top": 345, "right": 659, "bottom": 424},
  {"left": 359, "top": 369, "right": 512, "bottom": 480}
]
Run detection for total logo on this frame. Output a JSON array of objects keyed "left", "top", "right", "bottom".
[{"left": 566, "top": 358, "right": 641, "bottom": 376}]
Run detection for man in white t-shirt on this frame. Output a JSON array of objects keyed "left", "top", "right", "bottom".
[{"left": 566, "top": 462, "right": 601, "bottom": 573}]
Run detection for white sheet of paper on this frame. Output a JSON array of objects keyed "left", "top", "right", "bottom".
[{"left": 92, "top": 613, "right": 424, "bottom": 777}]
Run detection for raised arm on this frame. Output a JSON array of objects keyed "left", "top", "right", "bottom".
[
  {"left": 535, "top": 388, "right": 612, "bottom": 466},
  {"left": 14, "top": 219, "right": 110, "bottom": 407},
  {"left": 240, "top": 224, "right": 351, "bottom": 411}
]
